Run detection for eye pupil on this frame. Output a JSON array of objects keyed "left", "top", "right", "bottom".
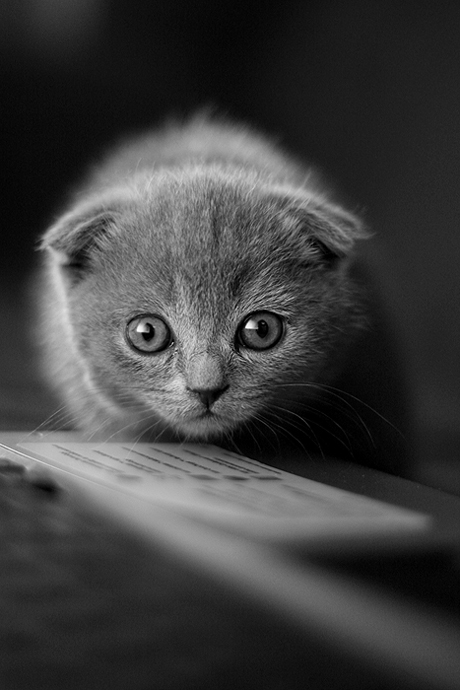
[
  {"left": 256, "top": 320, "right": 268, "bottom": 339},
  {"left": 138, "top": 322, "right": 155, "bottom": 341}
]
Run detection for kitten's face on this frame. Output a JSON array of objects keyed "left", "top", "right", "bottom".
[{"left": 49, "top": 169, "right": 361, "bottom": 440}]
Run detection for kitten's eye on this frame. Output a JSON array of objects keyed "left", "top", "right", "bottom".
[
  {"left": 237, "top": 311, "right": 284, "bottom": 351},
  {"left": 126, "top": 315, "right": 172, "bottom": 353}
]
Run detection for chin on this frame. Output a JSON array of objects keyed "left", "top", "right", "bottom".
[{"left": 172, "top": 413, "right": 239, "bottom": 441}]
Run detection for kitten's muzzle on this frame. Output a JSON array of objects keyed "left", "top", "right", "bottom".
[
  {"left": 188, "top": 384, "right": 230, "bottom": 410},
  {"left": 185, "top": 352, "right": 229, "bottom": 409}
]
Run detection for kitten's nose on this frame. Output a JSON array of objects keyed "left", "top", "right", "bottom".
[{"left": 192, "top": 385, "right": 229, "bottom": 409}]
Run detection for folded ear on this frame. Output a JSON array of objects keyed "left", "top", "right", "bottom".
[
  {"left": 305, "top": 199, "right": 369, "bottom": 259},
  {"left": 39, "top": 191, "right": 131, "bottom": 271},
  {"left": 269, "top": 188, "right": 369, "bottom": 261}
]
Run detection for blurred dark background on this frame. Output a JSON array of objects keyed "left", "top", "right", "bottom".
[{"left": 1, "top": 0, "right": 459, "bottom": 490}]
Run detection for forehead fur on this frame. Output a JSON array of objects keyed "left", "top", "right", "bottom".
[
  {"left": 92, "top": 169, "right": 307, "bottom": 310},
  {"left": 111, "top": 166, "right": 314, "bottom": 290}
]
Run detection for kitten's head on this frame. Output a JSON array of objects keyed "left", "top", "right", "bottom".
[{"left": 41, "top": 166, "right": 367, "bottom": 441}]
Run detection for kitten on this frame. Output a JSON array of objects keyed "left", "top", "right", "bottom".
[{"left": 36, "top": 114, "right": 409, "bottom": 474}]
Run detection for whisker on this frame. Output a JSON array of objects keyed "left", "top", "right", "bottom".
[
  {"left": 269, "top": 396, "right": 361, "bottom": 451},
  {"left": 149, "top": 419, "right": 173, "bottom": 444},
  {"left": 100, "top": 411, "right": 162, "bottom": 443},
  {"left": 30, "top": 405, "right": 77, "bottom": 437},
  {"left": 268, "top": 402, "right": 354, "bottom": 457},
  {"left": 246, "top": 413, "right": 281, "bottom": 456},
  {"left": 260, "top": 408, "right": 313, "bottom": 458},
  {"left": 274, "top": 384, "right": 377, "bottom": 447},
  {"left": 267, "top": 406, "right": 322, "bottom": 451},
  {"left": 86, "top": 416, "right": 117, "bottom": 442},
  {"left": 276, "top": 381, "right": 403, "bottom": 439},
  {"left": 220, "top": 421, "right": 250, "bottom": 457}
]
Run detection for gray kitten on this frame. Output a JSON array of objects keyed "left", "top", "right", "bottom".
[{"left": 37, "top": 114, "right": 409, "bottom": 474}]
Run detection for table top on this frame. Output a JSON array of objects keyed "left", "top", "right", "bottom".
[{"left": 1, "top": 432, "right": 460, "bottom": 690}]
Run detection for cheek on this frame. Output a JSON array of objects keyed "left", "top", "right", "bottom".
[
  {"left": 234, "top": 349, "right": 288, "bottom": 381},
  {"left": 139, "top": 372, "right": 198, "bottom": 419},
  {"left": 79, "top": 327, "right": 173, "bottom": 393},
  {"left": 224, "top": 360, "right": 274, "bottom": 406}
]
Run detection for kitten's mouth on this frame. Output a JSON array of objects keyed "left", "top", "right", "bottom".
[
  {"left": 193, "top": 409, "right": 224, "bottom": 427},
  {"left": 196, "top": 409, "right": 216, "bottom": 419},
  {"left": 174, "top": 408, "right": 239, "bottom": 439}
]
